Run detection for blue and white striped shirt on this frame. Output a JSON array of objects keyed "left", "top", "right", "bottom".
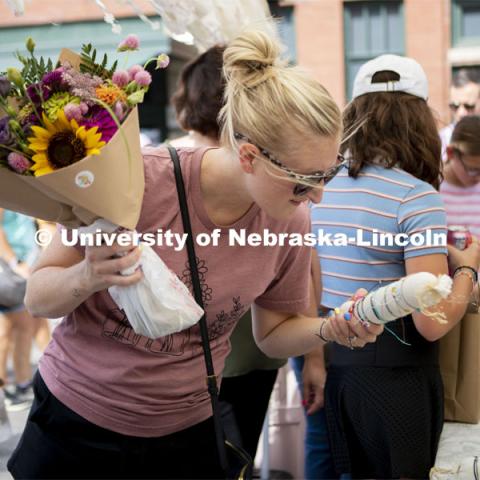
[{"left": 311, "top": 164, "right": 448, "bottom": 309}]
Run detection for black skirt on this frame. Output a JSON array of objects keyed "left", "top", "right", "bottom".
[
  {"left": 325, "top": 365, "right": 443, "bottom": 479},
  {"left": 324, "top": 318, "right": 444, "bottom": 479}
]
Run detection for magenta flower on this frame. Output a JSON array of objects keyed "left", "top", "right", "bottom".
[
  {"left": 7, "top": 152, "right": 32, "bottom": 174},
  {"left": 134, "top": 70, "right": 152, "bottom": 87},
  {"left": 112, "top": 70, "right": 130, "bottom": 88},
  {"left": 80, "top": 107, "right": 118, "bottom": 142},
  {"left": 42, "top": 68, "right": 67, "bottom": 93},
  {"left": 117, "top": 34, "right": 140, "bottom": 52}
]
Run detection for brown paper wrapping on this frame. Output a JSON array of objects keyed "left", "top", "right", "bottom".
[
  {"left": 0, "top": 49, "right": 145, "bottom": 229},
  {"left": 439, "top": 305, "right": 480, "bottom": 424}
]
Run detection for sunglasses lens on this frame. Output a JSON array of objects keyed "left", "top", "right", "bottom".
[{"left": 293, "top": 184, "right": 312, "bottom": 196}]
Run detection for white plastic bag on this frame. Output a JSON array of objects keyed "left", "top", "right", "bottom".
[
  {"left": 108, "top": 243, "right": 204, "bottom": 338},
  {"left": 78, "top": 219, "right": 204, "bottom": 338}
]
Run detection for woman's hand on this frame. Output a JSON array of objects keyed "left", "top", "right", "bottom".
[
  {"left": 323, "top": 288, "right": 384, "bottom": 348},
  {"left": 302, "top": 351, "right": 327, "bottom": 415},
  {"left": 81, "top": 235, "right": 143, "bottom": 294},
  {"left": 447, "top": 235, "right": 480, "bottom": 272}
]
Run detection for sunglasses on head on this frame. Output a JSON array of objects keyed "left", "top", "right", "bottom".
[
  {"left": 449, "top": 102, "right": 476, "bottom": 112},
  {"left": 234, "top": 132, "right": 347, "bottom": 196}
]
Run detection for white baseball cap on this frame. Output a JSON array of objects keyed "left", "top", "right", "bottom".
[{"left": 352, "top": 54, "right": 429, "bottom": 101}]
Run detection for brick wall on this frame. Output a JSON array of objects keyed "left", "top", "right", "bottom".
[
  {"left": 0, "top": 0, "right": 156, "bottom": 27},
  {"left": 294, "top": 0, "right": 452, "bottom": 123},
  {"left": 295, "top": 0, "right": 346, "bottom": 106},
  {"left": 405, "top": 0, "right": 451, "bottom": 126}
]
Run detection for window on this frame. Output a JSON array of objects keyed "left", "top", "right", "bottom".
[
  {"left": 452, "top": 0, "right": 480, "bottom": 47},
  {"left": 344, "top": 1, "right": 404, "bottom": 99},
  {"left": 269, "top": 0, "right": 297, "bottom": 60}
]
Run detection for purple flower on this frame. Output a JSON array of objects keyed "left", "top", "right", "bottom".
[
  {"left": 21, "top": 111, "right": 41, "bottom": 127},
  {"left": 134, "top": 70, "right": 152, "bottom": 87},
  {"left": 128, "top": 64, "right": 143, "bottom": 81},
  {"left": 0, "top": 117, "right": 15, "bottom": 159},
  {"left": 42, "top": 68, "right": 67, "bottom": 93},
  {"left": 26, "top": 82, "right": 50, "bottom": 106},
  {"left": 80, "top": 107, "right": 118, "bottom": 142},
  {"left": 0, "top": 76, "right": 12, "bottom": 98},
  {"left": 7, "top": 152, "right": 32, "bottom": 173},
  {"left": 117, "top": 34, "right": 140, "bottom": 52},
  {"left": 112, "top": 70, "right": 130, "bottom": 88},
  {"left": 0, "top": 117, "right": 15, "bottom": 145}
]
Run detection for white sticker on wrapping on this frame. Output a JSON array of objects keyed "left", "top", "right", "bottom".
[{"left": 75, "top": 171, "right": 94, "bottom": 188}]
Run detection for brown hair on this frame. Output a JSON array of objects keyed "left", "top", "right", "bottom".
[
  {"left": 451, "top": 115, "right": 480, "bottom": 156},
  {"left": 171, "top": 45, "right": 226, "bottom": 139},
  {"left": 342, "top": 71, "right": 442, "bottom": 189}
]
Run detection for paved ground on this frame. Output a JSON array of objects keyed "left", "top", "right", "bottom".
[
  {"left": 0, "top": 336, "right": 45, "bottom": 479},
  {"left": 0, "top": 408, "right": 27, "bottom": 479}
]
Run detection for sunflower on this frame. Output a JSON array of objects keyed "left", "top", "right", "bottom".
[{"left": 27, "top": 110, "right": 106, "bottom": 176}]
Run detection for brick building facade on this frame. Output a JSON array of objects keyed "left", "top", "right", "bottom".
[{"left": 294, "top": 0, "right": 480, "bottom": 127}]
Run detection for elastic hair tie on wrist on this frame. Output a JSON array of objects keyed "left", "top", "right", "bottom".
[{"left": 318, "top": 318, "right": 330, "bottom": 343}]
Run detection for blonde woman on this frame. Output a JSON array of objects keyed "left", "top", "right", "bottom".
[{"left": 8, "top": 31, "right": 383, "bottom": 479}]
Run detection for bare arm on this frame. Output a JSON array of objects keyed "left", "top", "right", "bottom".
[
  {"left": 26, "top": 229, "right": 142, "bottom": 318},
  {"left": 301, "top": 262, "right": 327, "bottom": 414},
  {"left": 311, "top": 248, "right": 322, "bottom": 308},
  {"left": 407, "top": 239, "right": 480, "bottom": 341},
  {"left": 251, "top": 276, "right": 383, "bottom": 359}
]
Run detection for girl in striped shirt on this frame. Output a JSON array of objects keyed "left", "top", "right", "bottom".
[
  {"left": 313, "top": 55, "right": 480, "bottom": 479},
  {"left": 441, "top": 115, "right": 480, "bottom": 237}
]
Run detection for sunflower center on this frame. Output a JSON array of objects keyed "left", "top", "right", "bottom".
[{"left": 47, "top": 132, "right": 86, "bottom": 169}]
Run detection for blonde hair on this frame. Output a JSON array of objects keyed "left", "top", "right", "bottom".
[{"left": 219, "top": 30, "right": 342, "bottom": 163}]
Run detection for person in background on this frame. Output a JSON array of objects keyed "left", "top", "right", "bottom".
[
  {"left": 290, "top": 257, "right": 337, "bottom": 480},
  {"left": 440, "top": 69, "right": 480, "bottom": 159},
  {"left": 32, "top": 219, "right": 54, "bottom": 350},
  {"left": 170, "top": 44, "right": 288, "bottom": 464},
  {"left": 441, "top": 115, "right": 480, "bottom": 238},
  {"left": 313, "top": 55, "right": 480, "bottom": 479},
  {"left": 0, "top": 208, "right": 38, "bottom": 411}
]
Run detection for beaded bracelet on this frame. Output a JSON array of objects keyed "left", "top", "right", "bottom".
[
  {"left": 453, "top": 265, "right": 478, "bottom": 285},
  {"left": 453, "top": 268, "right": 477, "bottom": 290}
]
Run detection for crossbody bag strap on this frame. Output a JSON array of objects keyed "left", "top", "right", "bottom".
[{"left": 168, "top": 146, "right": 229, "bottom": 471}]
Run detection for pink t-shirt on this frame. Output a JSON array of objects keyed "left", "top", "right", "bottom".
[
  {"left": 440, "top": 179, "right": 480, "bottom": 237},
  {"left": 39, "top": 146, "right": 311, "bottom": 437}
]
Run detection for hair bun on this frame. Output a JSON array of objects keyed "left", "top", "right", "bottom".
[{"left": 223, "top": 30, "right": 280, "bottom": 89}]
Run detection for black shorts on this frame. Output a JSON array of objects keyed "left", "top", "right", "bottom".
[{"left": 8, "top": 372, "right": 223, "bottom": 479}]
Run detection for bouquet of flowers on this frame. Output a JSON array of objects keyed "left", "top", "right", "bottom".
[
  {"left": 0, "top": 36, "right": 204, "bottom": 339},
  {"left": 0, "top": 35, "right": 169, "bottom": 229}
]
